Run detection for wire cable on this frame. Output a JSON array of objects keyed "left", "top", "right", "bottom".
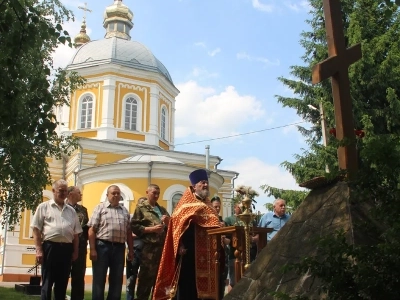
[{"left": 174, "top": 121, "right": 306, "bottom": 146}]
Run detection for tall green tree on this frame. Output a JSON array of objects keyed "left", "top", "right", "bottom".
[
  {"left": 267, "top": 0, "right": 400, "bottom": 298},
  {"left": 0, "top": 0, "right": 84, "bottom": 225}
]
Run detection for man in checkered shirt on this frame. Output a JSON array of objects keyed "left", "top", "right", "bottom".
[{"left": 88, "top": 185, "right": 134, "bottom": 300}]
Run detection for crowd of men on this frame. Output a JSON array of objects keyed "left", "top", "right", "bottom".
[{"left": 30, "top": 170, "right": 290, "bottom": 300}]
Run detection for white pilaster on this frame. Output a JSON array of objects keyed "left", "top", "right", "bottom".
[
  {"left": 62, "top": 103, "right": 71, "bottom": 131},
  {"left": 170, "top": 102, "right": 176, "bottom": 149},
  {"left": 98, "top": 79, "right": 116, "bottom": 139},
  {"left": 101, "top": 79, "right": 116, "bottom": 128},
  {"left": 149, "top": 87, "right": 160, "bottom": 135}
]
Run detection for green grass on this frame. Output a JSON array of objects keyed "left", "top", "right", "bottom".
[{"left": 0, "top": 287, "right": 126, "bottom": 299}]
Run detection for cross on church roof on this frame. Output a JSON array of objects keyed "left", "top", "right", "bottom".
[
  {"left": 312, "top": 0, "right": 362, "bottom": 178},
  {"left": 78, "top": 2, "right": 92, "bottom": 21}
]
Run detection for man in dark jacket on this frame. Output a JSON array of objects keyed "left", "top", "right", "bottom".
[{"left": 66, "top": 186, "right": 89, "bottom": 300}]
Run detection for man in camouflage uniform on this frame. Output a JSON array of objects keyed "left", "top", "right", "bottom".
[
  {"left": 131, "top": 184, "right": 170, "bottom": 300},
  {"left": 66, "top": 186, "right": 89, "bottom": 300}
]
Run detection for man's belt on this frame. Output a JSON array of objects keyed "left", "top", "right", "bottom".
[
  {"left": 96, "top": 239, "right": 125, "bottom": 246},
  {"left": 43, "top": 240, "right": 72, "bottom": 246}
]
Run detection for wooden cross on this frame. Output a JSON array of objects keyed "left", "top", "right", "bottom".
[
  {"left": 312, "top": 0, "right": 362, "bottom": 177},
  {"left": 78, "top": 2, "right": 92, "bottom": 21}
]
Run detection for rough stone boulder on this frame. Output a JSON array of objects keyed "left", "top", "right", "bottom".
[{"left": 223, "top": 181, "right": 378, "bottom": 300}]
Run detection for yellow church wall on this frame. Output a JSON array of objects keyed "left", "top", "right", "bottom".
[
  {"left": 114, "top": 81, "right": 149, "bottom": 131},
  {"left": 116, "top": 131, "right": 145, "bottom": 141},
  {"left": 19, "top": 194, "right": 51, "bottom": 245},
  {"left": 84, "top": 72, "right": 176, "bottom": 99},
  {"left": 70, "top": 82, "right": 103, "bottom": 131},
  {"left": 159, "top": 140, "right": 169, "bottom": 150},
  {"left": 72, "top": 131, "right": 98, "bottom": 138},
  {"left": 82, "top": 149, "right": 129, "bottom": 165},
  {"left": 81, "top": 178, "right": 217, "bottom": 215},
  {"left": 19, "top": 210, "right": 33, "bottom": 245},
  {"left": 21, "top": 254, "right": 36, "bottom": 265}
]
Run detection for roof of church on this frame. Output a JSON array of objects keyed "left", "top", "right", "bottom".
[
  {"left": 119, "top": 155, "right": 184, "bottom": 164},
  {"left": 67, "top": 37, "right": 173, "bottom": 83}
]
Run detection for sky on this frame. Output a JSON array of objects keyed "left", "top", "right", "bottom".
[{"left": 54, "top": 0, "right": 314, "bottom": 212}]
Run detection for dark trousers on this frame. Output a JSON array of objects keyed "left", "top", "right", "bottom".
[
  {"left": 126, "top": 240, "right": 142, "bottom": 300},
  {"left": 41, "top": 241, "right": 73, "bottom": 300},
  {"left": 70, "top": 247, "right": 87, "bottom": 300},
  {"left": 92, "top": 240, "right": 125, "bottom": 300}
]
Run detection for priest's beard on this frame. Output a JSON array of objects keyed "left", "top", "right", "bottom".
[{"left": 198, "top": 189, "right": 209, "bottom": 199}]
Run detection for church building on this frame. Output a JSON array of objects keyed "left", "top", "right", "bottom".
[{"left": 0, "top": 0, "right": 238, "bottom": 282}]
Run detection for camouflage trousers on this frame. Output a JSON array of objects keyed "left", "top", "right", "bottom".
[{"left": 136, "top": 242, "right": 163, "bottom": 300}]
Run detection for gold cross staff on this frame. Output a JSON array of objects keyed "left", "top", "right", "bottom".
[{"left": 78, "top": 2, "right": 92, "bottom": 21}]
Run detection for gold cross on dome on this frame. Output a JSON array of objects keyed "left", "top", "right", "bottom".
[{"left": 78, "top": 2, "right": 92, "bottom": 21}]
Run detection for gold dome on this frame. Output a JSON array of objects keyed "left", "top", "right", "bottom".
[
  {"left": 103, "top": 0, "right": 134, "bottom": 40},
  {"left": 74, "top": 21, "right": 90, "bottom": 48}
]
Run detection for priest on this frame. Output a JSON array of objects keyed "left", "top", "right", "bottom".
[{"left": 153, "top": 169, "right": 223, "bottom": 300}]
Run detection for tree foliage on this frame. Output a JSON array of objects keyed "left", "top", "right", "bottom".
[
  {"left": 0, "top": 0, "right": 85, "bottom": 225},
  {"left": 260, "top": 185, "right": 308, "bottom": 212},
  {"left": 264, "top": 0, "right": 400, "bottom": 298}
]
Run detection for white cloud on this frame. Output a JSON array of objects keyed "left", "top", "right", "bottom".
[
  {"left": 237, "top": 52, "right": 280, "bottom": 67},
  {"left": 225, "top": 157, "right": 302, "bottom": 212},
  {"left": 175, "top": 81, "right": 265, "bottom": 139},
  {"left": 60, "top": 0, "right": 86, "bottom": 8},
  {"left": 194, "top": 42, "right": 206, "bottom": 48},
  {"left": 252, "top": 0, "right": 275, "bottom": 13},
  {"left": 284, "top": 0, "right": 311, "bottom": 12},
  {"left": 208, "top": 47, "right": 221, "bottom": 57},
  {"left": 191, "top": 67, "right": 219, "bottom": 79}
]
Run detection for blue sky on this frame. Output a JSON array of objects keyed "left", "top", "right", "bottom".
[{"left": 55, "top": 0, "right": 313, "bottom": 211}]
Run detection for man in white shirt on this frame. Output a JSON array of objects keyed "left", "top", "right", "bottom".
[{"left": 31, "top": 179, "right": 82, "bottom": 300}]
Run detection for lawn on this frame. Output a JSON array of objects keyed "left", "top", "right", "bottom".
[{"left": 0, "top": 287, "right": 126, "bottom": 299}]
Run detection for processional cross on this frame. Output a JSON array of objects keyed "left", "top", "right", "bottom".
[
  {"left": 312, "top": 0, "right": 362, "bottom": 178},
  {"left": 78, "top": 2, "right": 92, "bottom": 21}
]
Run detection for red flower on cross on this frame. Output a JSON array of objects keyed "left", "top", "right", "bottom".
[{"left": 328, "top": 128, "right": 365, "bottom": 138}]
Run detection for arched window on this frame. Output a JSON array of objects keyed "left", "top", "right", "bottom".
[
  {"left": 125, "top": 97, "right": 138, "bottom": 131},
  {"left": 80, "top": 95, "right": 93, "bottom": 129},
  {"left": 172, "top": 192, "right": 182, "bottom": 212},
  {"left": 161, "top": 107, "right": 168, "bottom": 140}
]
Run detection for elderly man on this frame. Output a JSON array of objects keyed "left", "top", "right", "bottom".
[
  {"left": 66, "top": 186, "right": 89, "bottom": 300},
  {"left": 131, "top": 184, "right": 170, "bottom": 300},
  {"left": 88, "top": 185, "right": 133, "bottom": 300},
  {"left": 31, "top": 179, "right": 82, "bottom": 300},
  {"left": 258, "top": 198, "right": 291, "bottom": 241},
  {"left": 153, "top": 169, "right": 223, "bottom": 300}
]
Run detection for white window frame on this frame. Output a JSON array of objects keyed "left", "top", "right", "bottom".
[
  {"left": 77, "top": 92, "right": 96, "bottom": 129},
  {"left": 121, "top": 93, "right": 142, "bottom": 131},
  {"left": 160, "top": 105, "right": 169, "bottom": 141},
  {"left": 163, "top": 184, "right": 186, "bottom": 213}
]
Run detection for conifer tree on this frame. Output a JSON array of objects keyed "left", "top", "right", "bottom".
[{"left": 267, "top": 0, "right": 400, "bottom": 298}]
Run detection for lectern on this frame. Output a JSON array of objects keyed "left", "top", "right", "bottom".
[{"left": 207, "top": 226, "right": 272, "bottom": 300}]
